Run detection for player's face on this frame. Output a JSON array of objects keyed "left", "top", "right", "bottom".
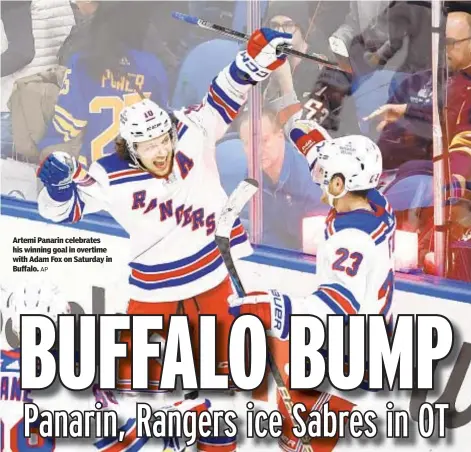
[
  {"left": 445, "top": 15, "right": 471, "bottom": 71},
  {"left": 136, "top": 133, "right": 174, "bottom": 177}
]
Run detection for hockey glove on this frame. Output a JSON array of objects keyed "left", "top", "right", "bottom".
[
  {"left": 236, "top": 28, "right": 292, "bottom": 82},
  {"left": 228, "top": 289, "right": 292, "bottom": 341},
  {"left": 37, "top": 151, "right": 78, "bottom": 202},
  {"left": 289, "top": 119, "right": 332, "bottom": 174}
]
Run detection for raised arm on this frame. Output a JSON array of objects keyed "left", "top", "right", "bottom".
[{"left": 181, "top": 28, "right": 293, "bottom": 143}]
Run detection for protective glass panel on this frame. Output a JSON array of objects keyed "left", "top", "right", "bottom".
[{"left": 0, "top": 0, "right": 466, "bottom": 282}]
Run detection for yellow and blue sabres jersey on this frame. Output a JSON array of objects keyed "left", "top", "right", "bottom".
[{"left": 39, "top": 50, "right": 169, "bottom": 167}]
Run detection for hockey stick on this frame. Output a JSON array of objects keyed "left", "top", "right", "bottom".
[
  {"left": 172, "top": 11, "right": 342, "bottom": 72},
  {"left": 215, "top": 179, "right": 313, "bottom": 452}
]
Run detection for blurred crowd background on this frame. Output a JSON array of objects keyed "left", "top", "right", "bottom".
[{"left": 2, "top": 0, "right": 471, "bottom": 282}]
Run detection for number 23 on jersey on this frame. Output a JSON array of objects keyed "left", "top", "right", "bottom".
[{"left": 332, "top": 248, "right": 364, "bottom": 277}]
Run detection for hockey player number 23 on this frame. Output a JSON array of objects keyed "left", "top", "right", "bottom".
[
  {"left": 1, "top": 419, "right": 55, "bottom": 451},
  {"left": 332, "top": 248, "right": 363, "bottom": 277}
]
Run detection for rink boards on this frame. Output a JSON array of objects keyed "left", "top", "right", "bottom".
[{"left": 1, "top": 196, "right": 471, "bottom": 451}]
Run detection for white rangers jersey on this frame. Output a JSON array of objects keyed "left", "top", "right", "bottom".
[
  {"left": 293, "top": 189, "right": 396, "bottom": 329},
  {"left": 38, "top": 59, "right": 254, "bottom": 302}
]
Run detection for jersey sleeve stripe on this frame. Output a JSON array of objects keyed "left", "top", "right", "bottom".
[
  {"left": 207, "top": 92, "right": 232, "bottom": 124},
  {"left": 315, "top": 284, "right": 360, "bottom": 315},
  {"left": 378, "top": 270, "right": 394, "bottom": 317},
  {"left": 211, "top": 78, "right": 242, "bottom": 113},
  {"left": 130, "top": 255, "right": 224, "bottom": 290},
  {"left": 315, "top": 290, "right": 351, "bottom": 315},
  {"left": 72, "top": 197, "right": 83, "bottom": 222},
  {"left": 72, "top": 163, "right": 88, "bottom": 180},
  {"left": 209, "top": 85, "right": 238, "bottom": 119},
  {"left": 380, "top": 284, "right": 393, "bottom": 316},
  {"left": 129, "top": 229, "right": 247, "bottom": 290},
  {"left": 129, "top": 221, "right": 248, "bottom": 290},
  {"left": 132, "top": 246, "right": 221, "bottom": 282},
  {"left": 229, "top": 61, "right": 256, "bottom": 86},
  {"left": 371, "top": 222, "right": 387, "bottom": 240},
  {"left": 59, "top": 189, "right": 85, "bottom": 224},
  {"left": 325, "top": 213, "right": 336, "bottom": 239},
  {"left": 76, "top": 173, "right": 97, "bottom": 187},
  {"left": 370, "top": 216, "right": 396, "bottom": 245},
  {"left": 72, "top": 163, "right": 96, "bottom": 187},
  {"left": 322, "top": 283, "right": 361, "bottom": 311}
]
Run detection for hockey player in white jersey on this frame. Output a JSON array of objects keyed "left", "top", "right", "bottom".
[
  {"left": 36, "top": 27, "right": 293, "bottom": 409},
  {"left": 229, "top": 124, "right": 395, "bottom": 337},
  {"left": 228, "top": 121, "right": 396, "bottom": 452},
  {"left": 0, "top": 282, "right": 212, "bottom": 452}
]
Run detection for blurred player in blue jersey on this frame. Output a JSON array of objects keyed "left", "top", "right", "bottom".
[{"left": 38, "top": 2, "right": 169, "bottom": 167}]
